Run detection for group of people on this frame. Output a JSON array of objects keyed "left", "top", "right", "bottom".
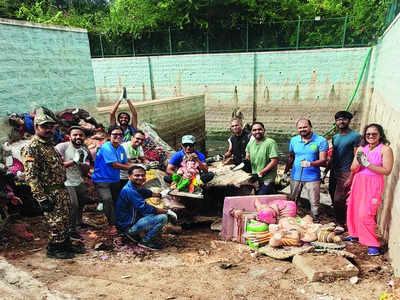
[
  {"left": 225, "top": 111, "right": 393, "bottom": 256},
  {"left": 19, "top": 100, "right": 393, "bottom": 258},
  {"left": 20, "top": 101, "right": 177, "bottom": 258}
]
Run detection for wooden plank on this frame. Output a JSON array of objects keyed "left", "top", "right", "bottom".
[{"left": 169, "top": 190, "right": 204, "bottom": 199}]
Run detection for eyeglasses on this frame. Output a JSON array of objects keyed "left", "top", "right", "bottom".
[
  {"left": 39, "top": 123, "right": 56, "bottom": 129},
  {"left": 111, "top": 133, "right": 123, "bottom": 137},
  {"left": 182, "top": 143, "right": 194, "bottom": 148},
  {"left": 366, "top": 133, "right": 378, "bottom": 137}
]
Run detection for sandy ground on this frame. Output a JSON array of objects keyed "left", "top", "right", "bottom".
[{"left": 0, "top": 210, "right": 399, "bottom": 300}]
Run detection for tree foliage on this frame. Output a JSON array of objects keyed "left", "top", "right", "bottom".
[{"left": 0, "top": 0, "right": 394, "bottom": 51}]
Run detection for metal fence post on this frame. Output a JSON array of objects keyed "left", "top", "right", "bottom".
[
  {"left": 168, "top": 27, "right": 173, "bottom": 55},
  {"left": 206, "top": 30, "right": 209, "bottom": 53},
  {"left": 246, "top": 21, "right": 249, "bottom": 52},
  {"left": 341, "top": 15, "right": 348, "bottom": 47},
  {"left": 99, "top": 33, "right": 104, "bottom": 58},
  {"left": 296, "top": 18, "right": 301, "bottom": 50},
  {"left": 132, "top": 35, "right": 136, "bottom": 56}
]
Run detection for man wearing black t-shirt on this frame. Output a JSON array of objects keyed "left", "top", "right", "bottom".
[{"left": 224, "top": 118, "right": 250, "bottom": 168}]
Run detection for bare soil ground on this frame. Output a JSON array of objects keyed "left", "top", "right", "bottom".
[{"left": 0, "top": 210, "right": 399, "bottom": 300}]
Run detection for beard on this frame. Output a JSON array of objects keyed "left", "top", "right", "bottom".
[{"left": 71, "top": 138, "right": 83, "bottom": 146}]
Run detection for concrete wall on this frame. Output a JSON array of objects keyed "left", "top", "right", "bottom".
[
  {"left": 359, "top": 14, "right": 400, "bottom": 275},
  {"left": 92, "top": 47, "right": 370, "bottom": 134},
  {"left": 96, "top": 95, "right": 205, "bottom": 150},
  {"left": 0, "top": 18, "right": 96, "bottom": 137}
]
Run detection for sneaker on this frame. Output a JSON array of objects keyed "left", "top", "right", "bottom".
[
  {"left": 107, "top": 226, "right": 118, "bottom": 236},
  {"left": 46, "top": 244, "right": 75, "bottom": 259},
  {"left": 124, "top": 232, "right": 141, "bottom": 243},
  {"left": 368, "top": 246, "right": 380, "bottom": 256},
  {"left": 342, "top": 236, "right": 359, "bottom": 242},
  {"left": 97, "top": 203, "right": 103, "bottom": 211},
  {"left": 138, "top": 240, "right": 163, "bottom": 251},
  {"left": 70, "top": 231, "right": 83, "bottom": 241},
  {"left": 65, "top": 242, "right": 87, "bottom": 254}
]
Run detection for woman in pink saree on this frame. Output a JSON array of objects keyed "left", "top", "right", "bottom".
[{"left": 345, "top": 124, "right": 393, "bottom": 256}]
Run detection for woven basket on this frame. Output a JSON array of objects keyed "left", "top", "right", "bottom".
[{"left": 310, "top": 241, "right": 346, "bottom": 250}]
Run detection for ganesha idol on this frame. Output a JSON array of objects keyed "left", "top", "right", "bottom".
[
  {"left": 254, "top": 199, "right": 341, "bottom": 247},
  {"left": 254, "top": 198, "right": 297, "bottom": 224}
]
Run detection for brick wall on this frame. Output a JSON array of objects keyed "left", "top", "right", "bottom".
[
  {"left": 0, "top": 18, "right": 96, "bottom": 137},
  {"left": 359, "top": 14, "right": 400, "bottom": 275},
  {"left": 92, "top": 47, "right": 370, "bottom": 134}
]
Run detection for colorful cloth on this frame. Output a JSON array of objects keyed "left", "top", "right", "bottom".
[
  {"left": 346, "top": 143, "right": 384, "bottom": 247},
  {"left": 122, "top": 125, "right": 137, "bottom": 142},
  {"left": 289, "top": 133, "right": 328, "bottom": 181}
]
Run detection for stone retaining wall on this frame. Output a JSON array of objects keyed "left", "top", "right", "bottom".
[{"left": 92, "top": 48, "right": 370, "bottom": 134}]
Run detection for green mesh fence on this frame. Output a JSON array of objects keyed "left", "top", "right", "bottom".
[
  {"left": 89, "top": 16, "right": 379, "bottom": 58},
  {"left": 385, "top": 0, "right": 400, "bottom": 27}
]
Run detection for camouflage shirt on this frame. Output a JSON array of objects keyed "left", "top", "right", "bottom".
[{"left": 21, "top": 135, "right": 67, "bottom": 201}]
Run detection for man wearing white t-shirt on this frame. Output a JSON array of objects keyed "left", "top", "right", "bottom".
[
  {"left": 120, "top": 130, "right": 146, "bottom": 188},
  {"left": 55, "top": 126, "right": 91, "bottom": 240}
]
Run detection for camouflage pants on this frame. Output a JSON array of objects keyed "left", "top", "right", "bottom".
[{"left": 43, "top": 188, "right": 72, "bottom": 244}]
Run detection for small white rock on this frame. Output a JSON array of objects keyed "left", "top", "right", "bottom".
[{"left": 349, "top": 276, "right": 359, "bottom": 284}]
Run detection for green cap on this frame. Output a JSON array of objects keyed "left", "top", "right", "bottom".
[{"left": 34, "top": 107, "right": 57, "bottom": 125}]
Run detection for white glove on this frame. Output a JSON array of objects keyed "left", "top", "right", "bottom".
[
  {"left": 232, "top": 162, "right": 245, "bottom": 171},
  {"left": 300, "top": 160, "right": 311, "bottom": 168},
  {"left": 145, "top": 161, "right": 159, "bottom": 170},
  {"left": 119, "top": 87, "right": 127, "bottom": 101},
  {"left": 356, "top": 151, "right": 370, "bottom": 167},
  {"left": 160, "top": 188, "right": 171, "bottom": 198},
  {"left": 167, "top": 209, "right": 178, "bottom": 221}
]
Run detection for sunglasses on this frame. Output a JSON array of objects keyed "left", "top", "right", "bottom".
[
  {"left": 182, "top": 143, "right": 194, "bottom": 148},
  {"left": 111, "top": 133, "right": 123, "bottom": 137},
  {"left": 366, "top": 133, "right": 378, "bottom": 137}
]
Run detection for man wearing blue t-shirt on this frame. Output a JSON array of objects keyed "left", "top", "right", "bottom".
[
  {"left": 285, "top": 119, "right": 328, "bottom": 222},
  {"left": 92, "top": 125, "right": 136, "bottom": 235},
  {"left": 327, "top": 111, "right": 360, "bottom": 226},
  {"left": 116, "top": 165, "right": 177, "bottom": 250},
  {"left": 165, "top": 135, "right": 214, "bottom": 185}
]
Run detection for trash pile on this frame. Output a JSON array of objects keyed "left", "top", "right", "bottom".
[
  {"left": 222, "top": 194, "right": 349, "bottom": 260},
  {"left": 1, "top": 107, "right": 175, "bottom": 237}
]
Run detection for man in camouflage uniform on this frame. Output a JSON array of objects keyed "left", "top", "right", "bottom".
[{"left": 22, "top": 107, "right": 85, "bottom": 259}]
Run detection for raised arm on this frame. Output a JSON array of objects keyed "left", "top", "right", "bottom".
[
  {"left": 126, "top": 100, "right": 138, "bottom": 129},
  {"left": 110, "top": 100, "right": 122, "bottom": 125}
]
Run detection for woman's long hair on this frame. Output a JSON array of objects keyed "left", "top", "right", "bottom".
[{"left": 361, "top": 123, "right": 390, "bottom": 146}]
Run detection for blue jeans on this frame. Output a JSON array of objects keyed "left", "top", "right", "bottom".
[{"left": 127, "top": 214, "right": 168, "bottom": 243}]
